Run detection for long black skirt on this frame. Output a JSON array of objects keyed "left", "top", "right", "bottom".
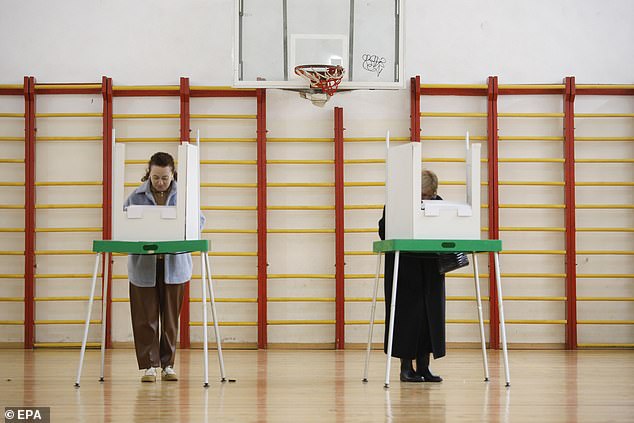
[{"left": 383, "top": 252, "right": 446, "bottom": 360}]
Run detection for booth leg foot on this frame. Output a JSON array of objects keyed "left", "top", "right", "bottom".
[
  {"left": 74, "top": 383, "right": 80, "bottom": 388},
  {"left": 99, "top": 377, "right": 104, "bottom": 382},
  {"left": 362, "top": 378, "right": 368, "bottom": 383},
  {"left": 505, "top": 382, "right": 511, "bottom": 388},
  {"left": 484, "top": 378, "right": 489, "bottom": 382},
  {"left": 203, "top": 383, "right": 209, "bottom": 388}
]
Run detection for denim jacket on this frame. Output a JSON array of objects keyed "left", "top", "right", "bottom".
[{"left": 124, "top": 180, "right": 205, "bottom": 287}]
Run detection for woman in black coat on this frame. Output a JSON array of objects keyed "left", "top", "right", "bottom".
[{"left": 378, "top": 169, "right": 445, "bottom": 382}]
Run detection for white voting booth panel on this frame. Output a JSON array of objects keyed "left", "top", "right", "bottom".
[
  {"left": 385, "top": 140, "right": 481, "bottom": 240},
  {"left": 112, "top": 143, "right": 200, "bottom": 241}
]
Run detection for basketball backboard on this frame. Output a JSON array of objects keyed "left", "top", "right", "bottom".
[{"left": 234, "top": 0, "right": 404, "bottom": 90}]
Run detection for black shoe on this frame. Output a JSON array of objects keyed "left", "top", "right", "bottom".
[
  {"left": 400, "top": 359, "right": 424, "bottom": 382},
  {"left": 421, "top": 372, "right": 443, "bottom": 383},
  {"left": 416, "top": 354, "right": 443, "bottom": 382}
]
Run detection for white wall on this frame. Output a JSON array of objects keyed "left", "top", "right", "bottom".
[
  {"left": 0, "top": 0, "right": 632, "bottom": 347},
  {"left": 410, "top": 0, "right": 634, "bottom": 83},
  {"left": 1, "top": 0, "right": 633, "bottom": 85}
]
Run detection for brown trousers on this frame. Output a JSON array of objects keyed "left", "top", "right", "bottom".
[{"left": 129, "top": 257, "right": 186, "bottom": 370}]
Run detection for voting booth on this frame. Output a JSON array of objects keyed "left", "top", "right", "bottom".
[
  {"left": 75, "top": 137, "right": 226, "bottom": 388},
  {"left": 385, "top": 136, "right": 481, "bottom": 240},
  {"left": 363, "top": 134, "right": 510, "bottom": 388},
  {"left": 113, "top": 143, "right": 201, "bottom": 241}
]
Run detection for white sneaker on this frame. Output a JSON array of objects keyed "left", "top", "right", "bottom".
[
  {"left": 141, "top": 367, "right": 156, "bottom": 383},
  {"left": 161, "top": 366, "right": 178, "bottom": 381}
]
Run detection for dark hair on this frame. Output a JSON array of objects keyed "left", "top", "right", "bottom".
[{"left": 141, "top": 152, "right": 177, "bottom": 182}]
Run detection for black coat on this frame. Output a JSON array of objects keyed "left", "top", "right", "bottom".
[{"left": 379, "top": 206, "right": 446, "bottom": 360}]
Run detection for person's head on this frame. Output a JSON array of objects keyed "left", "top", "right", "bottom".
[
  {"left": 421, "top": 169, "right": 438, "bottom": 200},
  {"left": 141, "top": 152, "right": 177, "bottom": 192}
]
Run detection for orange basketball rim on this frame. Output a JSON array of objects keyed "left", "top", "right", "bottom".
[{"left": 294, "top": 65, "right": 345, "bottom": 96}]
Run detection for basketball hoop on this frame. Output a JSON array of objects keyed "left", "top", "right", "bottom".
[{"left": 294, "top": 65, "right": 345, "bottom": 96}]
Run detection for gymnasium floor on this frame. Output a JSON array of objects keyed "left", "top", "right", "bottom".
[{"left": 1, "top": 349, "right": 632, "bottom": 422}]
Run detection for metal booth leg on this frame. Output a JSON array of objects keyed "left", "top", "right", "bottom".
[
  {"left": 75, "top": 253, "right": 101, "bottom": 387},
  {"left": 384, "top": 251, "right": 400, "bottom": 388},
  {"left": 99, "top": 252, "right": 110, "bottom": 382},
  {"left": 200, "top": 253, "right": 210, "bottom": 387},
  {"left": 203, "top": 252, "right": 226, "bottom": 382},
  {"left": 363, "top": 252, "right": 383, "bottom": 382},
  {"left": 493, "top": 252, "right": 511, "bottom": 387},
  {"left": 471, "top": 252, "right": 489, "bottom": 382}
]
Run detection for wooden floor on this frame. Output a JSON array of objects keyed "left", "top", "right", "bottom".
[{"left": 1, "top": 348, "right": 633, "bottom": 422}]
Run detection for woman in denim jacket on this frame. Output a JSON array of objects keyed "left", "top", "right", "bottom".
[{"left": 124, "top": 152, "right": 204, "bottom": 383}]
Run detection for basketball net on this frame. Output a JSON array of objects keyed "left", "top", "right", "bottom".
[{"left": 294, "top": 65, "right": 345, "bottom": 107}]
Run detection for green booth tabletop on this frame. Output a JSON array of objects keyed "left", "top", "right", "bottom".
[
  {"left": 373, "top": 239, "right": 502, "bottom": 254},
  {"left": 93, "top": 240, "right": 209, "bottom": 255}
]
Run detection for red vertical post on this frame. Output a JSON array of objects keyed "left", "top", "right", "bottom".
[
  {"left": 334, "top": 107, "right": 345, "bottom": 349},
  {"left": 487, "top": 76, "right": 500, "bottom": 349},
  {"left": 101, "top": 77, "right": 114, "bottom": 348},
  {"left": 256, "top": 88, "right": 268, "bottom": 349},
  {"left": 563, "top": 76, "right": 577, "bottom": 350},
  {"left": 179, "top": 77, "right": 191, "bottom": 348},
  {"left": 410, "top": 76, "right": 421, "bottom": 142},
  {"left": 180, "top": 77, "right": 191, "bottom": 143},
  {"left": 23, "top": 76, "right": 36, "bottom": 349}
]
